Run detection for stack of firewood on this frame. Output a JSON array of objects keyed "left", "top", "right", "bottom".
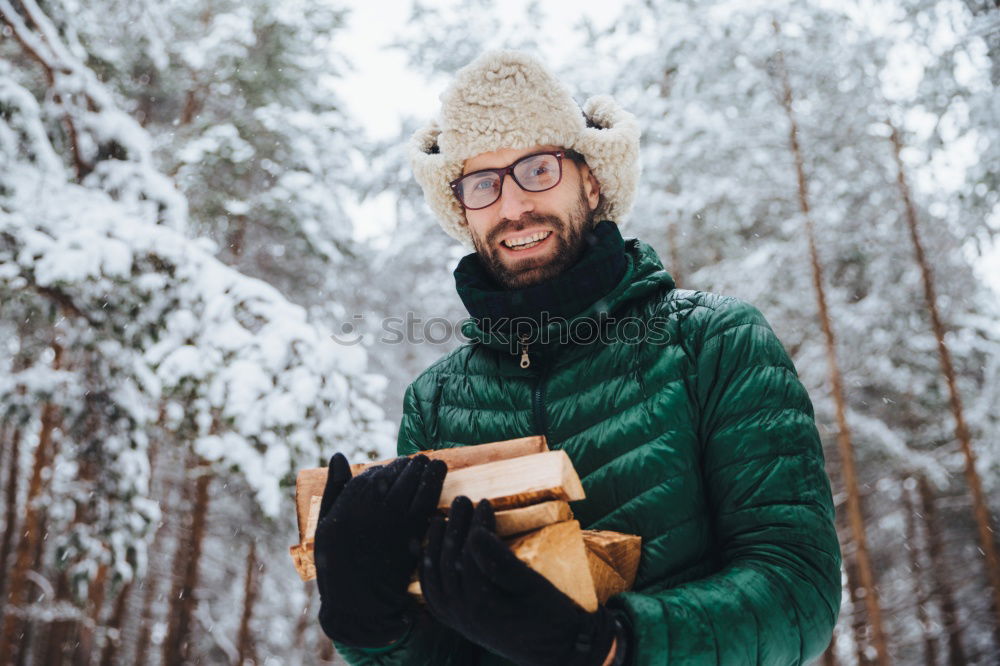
[{"left": 289, "top": 436, "right": 641, "bottom": 611}]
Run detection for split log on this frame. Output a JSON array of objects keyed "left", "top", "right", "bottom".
[
  {"left": 436, "top": 450, "right": 585, "bottom": 511},
  {"left": 289, "top": 452, "right": 583, "bottom": 582},
  {"left": 581, "top": 530, "right": 642, "bottom": 589},
  {"left": 585, "top": 549, "right": 627, "bottom": 605},
  {"left": 495, "top": 500, "right": 573, "bottom": 537},
  {"left": 406, "top": 525, "right": 641, "bottom": 612},
  {"left": 289, "top": 436, "right": 641, "bottom": 612},
  {"left": 294, "top": 436, "right": 548, "bottom": 542},
  {"left": 408, "top": 521, "right": 598, "bottom": 612},
  {"left": 504, "top": 520, "right": 598, "bottom": 611}
]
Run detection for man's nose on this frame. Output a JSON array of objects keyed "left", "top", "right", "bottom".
[{"left": 496, "top": 173, "right": 533, "bottom": 221}]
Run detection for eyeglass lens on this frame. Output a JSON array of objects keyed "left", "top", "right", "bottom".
[{"left": 455, "top": 153, "right": 562, "bottom": 209}]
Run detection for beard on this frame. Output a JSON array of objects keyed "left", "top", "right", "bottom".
[{"left": 470, "top": 185, "right": 597, "bottom": 290}]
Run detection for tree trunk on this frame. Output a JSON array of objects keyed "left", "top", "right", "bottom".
[
  {"left": 889, "top": 121, "right": 1000, "bottom": 646},
  {"left": 902, "top": 478, "right": 937, "bottom": 666},
  {"left": 0, "top": 424, "right": 24, "bottom": 608},
  {"left": 771, "top": 20, "right": 891, "bottom": 666},
  {"left": 844, "top": 548, "right": 874, "bottom": 666},
  {"left": 131, "top": 422, "right": 165, "bottom": 665},
  {"left": 293, "top": 586, "right": 316, "bottom": 664},
  {"left": 0, "top": 342, "right": 64, "bottom": 663},
  {"left": 821, "top": 641, "right": 838, "bottom": 666},
  {"left": 666, "top": 221, "right": 682, "bottom": 287},
  {"left": 37, "top": 570, "right": 74, "bottom": 666},
  {"left": 99, "top": 580, "right": 131, "bottom": 666},
  {"left": 228, "top": 214, "right": 249, "bottom": 263},
  {"left": 918, "top": 476, "right": 967, "bottom": 666},
  {"left": 73, "top": 561, "right": 109, "bottom": 665},
  {"left": 319, "top": 633, "right": 334, "bottom": 663},
  {"left": 0, "top": 421, "right": 7, "bottom": 517},
  {"left": 236, "top": 541, "right": 259, "bottom": 666},
  {"left": 132, "top": 571, "right": 157, "bottom": 665},
  {"left": 162, "top": 463, "right": 212, "bottom": 665},
  {"left": 2, "top": 320, "right": 35, "bottom": 610}
]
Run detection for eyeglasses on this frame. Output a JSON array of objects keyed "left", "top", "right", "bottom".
[{"left": 450, "top": 151, "right": 567, "bottom": 210}]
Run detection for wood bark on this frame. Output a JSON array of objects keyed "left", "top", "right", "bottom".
[
  {"left": 889, "top": 122, "right": 1000, "bottom": 644},
  {"left": 902, "top": 478, "right": 938, "bottom": 666},
  {"left": 162, "top": 464, "right": 212, "bottom": 665},
  {"left": 37, "top": 570, "right": 73, "bottom": 666},
  {"left": 293, "top": 587, "right": 317, "bottom": 663},
  {"left": 843, "top": 545, "right": 874, "bottom": 666},
  {"left": 73, "top": 561, "right": 109, "bottom": 665},
  {"left": 228, "top": 214, "right": 249, "bottom": 263},
  {"left": 770, "top": 20, "right": 890, "bottom": 665},
  {"left": 0, "top": 421, "right": 7, "bottom": 518},
  {"left": 132, "top": 574, "right": 156, "bottom": 665},
  {"left": 99, "top": 580, "right": 132, "bottom": 666},
  {"left": 294, "top": 435, "right": 548, "bottom": 541},
  {"left": 821, "top": 641, "right": 838, "bottom": 666},
  {"left": 236, "top": 541, "right": 259, "bottom": 666},
  {"left": 0, "top": 424, "right": 23, "bottom": 608},
  {"left": 918, "top": 476, "right": 967, "bottom": 666},
  {"left": 0, "top": 324, "right": 32, "bottom": 610},
  {"left": 666, "top": 221, "right": 682, "bottom": 287},
  {"left": 0, "top": 342, "right": 64, "bottom": 663}
]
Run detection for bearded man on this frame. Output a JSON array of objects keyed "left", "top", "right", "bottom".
[{"left": 313, "top": 50, "right": 842, "bottom": 666}]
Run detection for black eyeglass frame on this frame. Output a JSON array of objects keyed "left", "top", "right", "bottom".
[{"left": 449, "top": 150, "right": 567, "bottom": 210}]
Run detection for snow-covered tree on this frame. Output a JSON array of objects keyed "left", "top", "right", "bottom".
[{"left": 0, "top": 1, "right": 392, "bottom": 662}]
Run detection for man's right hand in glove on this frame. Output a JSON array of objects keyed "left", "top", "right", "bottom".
[{"left": 314, "top": 453, "right": 447, "bottom": 648}]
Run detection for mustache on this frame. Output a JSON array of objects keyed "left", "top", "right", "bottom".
[{"left": 486, "top": 214, "right": 566, "bottom": 247}]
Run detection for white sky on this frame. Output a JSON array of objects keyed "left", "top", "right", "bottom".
[
  {"left": 336, "top": 1, "right": 438, "bottom": 140},
  {"left": 336, "top": 0, "right": 623, "bottom": 139},
  {"left": 334, "top": 0, "right": 1000, "bottom": 294}
]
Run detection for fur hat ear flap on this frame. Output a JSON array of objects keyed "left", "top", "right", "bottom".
[
  {"left": 408, "top": 121, "right": 471, "bottom": 247},
  {"left": 574, "top": 96, "right": 641, "bottom": 225}
]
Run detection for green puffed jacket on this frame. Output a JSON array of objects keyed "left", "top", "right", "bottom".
[{"left": 338, "top": 235, "right": 842, "bottom": 665}]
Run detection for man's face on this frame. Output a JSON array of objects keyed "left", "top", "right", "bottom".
[{"left": 461, "top": 144, "right": 601, "bottom": 289}]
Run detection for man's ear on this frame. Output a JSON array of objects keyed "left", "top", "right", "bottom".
[{"left": 582, "top": 166, "right": 601, "bottom": 212}]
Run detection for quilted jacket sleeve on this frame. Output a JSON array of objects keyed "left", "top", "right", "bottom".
[
  {"left": 334, "top": 383, "right": 484, "bottom": 666},
  {"left": 608, "top": 298, "right": 842, "bottom": 665}
]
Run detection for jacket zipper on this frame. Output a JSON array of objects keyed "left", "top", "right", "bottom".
[{"left": 520, "top": 334, "right": 549, "bottom": 439}]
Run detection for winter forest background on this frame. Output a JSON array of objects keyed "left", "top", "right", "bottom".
[{"left": 0, "top": 0, "right": 998, "bottom": 664}]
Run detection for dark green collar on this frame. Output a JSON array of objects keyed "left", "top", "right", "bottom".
[
  {"left": 455, "top": 221, "right": 676, "bottom": 357},
  {"left": 454, "top": 220, "right": 627, "bottom": 328}
]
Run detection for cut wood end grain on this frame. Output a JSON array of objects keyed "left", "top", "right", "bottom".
[
  {"left": 581, "top": 530, "right": 642, "bottom": 589},
  {"left": 289, "top": 541, "right": 316, "bottom": 582},
  {"left": 505, "top": 520, "right": 598, "bottom": 612}
]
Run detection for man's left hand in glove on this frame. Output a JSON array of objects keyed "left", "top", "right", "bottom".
[{"left": 419, "top": 496, "right": 631, "bottom": 666}]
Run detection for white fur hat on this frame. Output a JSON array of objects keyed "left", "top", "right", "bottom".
[{"left": 408, "top": 50, "right": 641, "bottom": 248}]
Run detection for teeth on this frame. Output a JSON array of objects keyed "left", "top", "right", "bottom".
[{"left": 503, "top": 231, "right": 551, "bottom": 248}]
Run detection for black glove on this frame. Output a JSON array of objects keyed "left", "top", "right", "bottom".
[
  {"left": 315, "top": 453, "right": 447, "bottom": 648},
  {"left": 419, "top": 496, "right": 621, "bottom": 666}
]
